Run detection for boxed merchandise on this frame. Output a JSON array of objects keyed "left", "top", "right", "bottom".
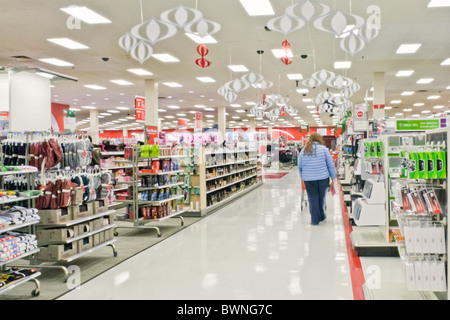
[
  {"left": 427, "top": 152, "right": 437, "bottom": 179},
  {"left": 436, "top": 151, "right": 446, "bottom": 179},
  {"left": 71, "top": 188, "right": 84, "bottom": 206},
  {"left": 370, "top": 141, "right": 377, "bottom": 157},
  {"left": 103, "top": 229, "right": 114, "bottom": 241},
  {"left": 93, "top": 218, "right": 104, "bottom": 230},
  {"left": 77, "top": 221, "right": 94, "bottom": 236},
  {"left": 37, "top": 243, "right": 77, "bottom": 261},
  {"left": 36, "top": 227, "right": 78, "bottom": 245},
  {"left": 92, "top": 199, "right": 109, "bottom": 214},
  {"left": 93, "top": 232, "right": 101, "bottom": 246},
  {"left": 417, "top": 152, "right": 428, "bottom": 179},
  {"left": 376, "top": 141, "right": 384, "bottom": 157},
  {"left": 38, "top": 207, "right": 71, "bottom": 225},
  {"left": 78, "top": 202, "right": 94, "bottom": 217},
  {"left": 77, "top": 236, "right": 93, "bottom": 252}
]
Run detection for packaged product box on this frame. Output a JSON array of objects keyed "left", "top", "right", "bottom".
[
  {"left": 436, "top": 151, "right": 446, "bottom": 179},
  {"left": 99, "top": 230, "right": 105, "bottom": 243},
  {"left": 77, "top": 236, "right": 93, "bottom": 252},
  {"left": 376, "top": 141, "right": 384, "bottom": 157},
  {"left": 417, "top": 152, "right": 428, "bottom": 179},
  {"left": 408, "top": 153, "right": 419, "bottom": 179},
  {"left": 78, "top": 202, "right": 94, "bottom": 217},
  {"left": 427, "top": 152, "right": 437, "bottom": 179},
  {"left": 103, "top": 229, "right": 114, "bottom": 241},
  {"left": 38, "top": 207, "right": 71, "bottom": 225},
  {"left": 93, "top": 217, "right": 104, "bottom": 231},
  {"left": 363, "top": 142, "right": 370, "bottom": 158},
  {"left": 370, "top": 141, "right": 377, "bottom": 157},
  {"left": 92, "top": 199, "right": 109, "bottom": 214},
  {"left": 45, "top": 243, "right": 77, "bottom": 261},
  {"left": 37, "top": 227, "right": 78, "bottom": 245},
  {"left": 71, "top": 188, "right": 84, "bottom": 206},
  {"left": 93, "top": 232, "right": 100, "bottom": 246},
  {"left": 77, "top": 221, "right": 94, "bottom": 236}
]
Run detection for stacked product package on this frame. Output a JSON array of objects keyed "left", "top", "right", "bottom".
[
  {"left": 0, "top": 232, "right": 38, "bottom": 262},
  {"left": 0, "top": 206, "right": 40, "bottom": 228}
]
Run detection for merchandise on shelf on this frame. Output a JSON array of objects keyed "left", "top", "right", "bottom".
[
  {"left": 0, "top": 206, "right": 40, "bottom": 227},
  {"left": 0, "top": 232, "right": 38, "bottom": 262},
  {"left": 0, "top": 268, "right": 38, "bottom": 289}
]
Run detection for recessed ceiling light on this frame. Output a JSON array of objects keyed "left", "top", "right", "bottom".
[
  {"left": 116, "top": 107, "right": 130, "bottom": 110},
  {"left": 239, "top": 0, "right": 275, "bottom": 16},
  {"left": 60, "top": 6, "right": 111, "bottom": 24},
  {"left": 427, "top": 95, "right": 440, "bottom": 99},
  {"left": 414, "top": 103, "right": 424, "bottom": 107},
  {"left": 158, "top": 109, "right": 167, "bottom": 112},
  {"left": 334, "top": 61, "right": 352, "bottom": 69},
  {"left": 236, "top": 110, "right": 246, "bottom": 113},
  {"left": 165, "top": 116, "right": 175, "bottom": 119},
  {"left": 296, "top": 89, "right": 309, "bottom": 94},
  {"left": 100, "top": 113, "right": 112, "bottom": 116},
  {"left": 230, "top": 104, "right": 241, "bottom": 107},
  {"left": 396, "top": 43, "right": 421, "bottom": 54},
  {"left": 47, "top": 38, "right": 88, "bottom": 50},
  {"left": 271, "top": 49, "right": 293, "bottom": 58},
  {"left": 401, "top": 91, "right": 415, "bottom": 96},
  {"left": 107, "top": 110, "right": 120, "bottom": 113},
  {"left": 228, "top": 65, "right": 249, "bottom": 72},
  {"left": 153, "top": 54, "right": 180, "bottom": 62},
  {"left": 177, "top": 113, "right": 187, "bottom": 116},
  {"left": 412, "top": 114, "right": 420, "bottom": 117},
  {"left": 384, "top": 106, "right": 392, "bottom": 110},
  {"left": 110, "top": 80, "right": 133, "bottom": 86},
  {"left": 417, "top": 78, "right": 434, "bottom": 84},
  {"left": 84, "top": 85, "right": 106, "bottom": 90},
  {"left": 440, "top": 58, "right": 450, "bottom": 66},
  {"left": 167, "top": 105, "right": 181, "bottom": 109},
  {"left": 287, "top": 74, "right": 303, "bottom": 80},
  {"left": 70, "top": 108, "right": 81, "bottom": 112},
  {"left": 403, "top": 108, "right": 412, "bottom": 112},
  {"left": 421, "top": 110, "right": 431, "bottom": 114},
  {"left": 204, "top": 108, "right": 215, "bottom": 111},
  {"left": 127, "top": 69, "right": 153, "bottom": 76},
  {"left": 245, "top": 102, "right": 256, "bottom": 106},
  {"left": 434, "top": 105, "right": 444, "bottom": 109},
  {"left": 196, "top": 77, "right": 216, "bottom": 83},
  {"left": 306, "top": 105, "right": 316, "bottom": 109},
  {"left": 184, "top": 33, "right": 217, "bottom": 44},
  {"left": 395, "top": 70, "right": 414, "bottom": 77},
  {"left": 205, "top": 115, "right": 214, "bottom": 118},
  {"left": 163, "top": 82, "right": 183, "bottom": 87},
  {"left": 39, "top": 58, "right": 74, "bottom": 67},
  {"left": 81, "top": 106, "right": 96, "bottom": 109},
  {"left": 427, "top": 0, "right": 450, "bottom": 7},
  {"left": 194, "top": 105, "right": 206, "bottom": 109}
]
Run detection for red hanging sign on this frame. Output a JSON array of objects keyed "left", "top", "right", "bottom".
[{"left": 135, "top": 96, "right": 145, "bottom": 121}]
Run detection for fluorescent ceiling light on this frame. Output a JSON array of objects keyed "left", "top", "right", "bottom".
[
  {"left": 127, "top": 68, "right": 153, "bottom": 76},
  {"left": 110, "top": 80, "right": 133, "bottom": 86},
  {"left": 47, "top": 38, "right": 88, "bottom": 50},
  {"left": 396, "top": 70, "right": 414, "bottom": 77},
  {"left": 427, "top": 95, "right": 440, "bottom": 99},
  {"left": 205, "top": 115, "right": 214, "bottom": 118},
  {"left": 236, "top": 110, "right": 246, "bottom": 113},
  {"left": 152, "top": 54, "right": 180, "bottom": 62},
  {"left": 100, "top": 113, "right": 112, "bottom": 116},
  {"left": 70, "top": 108, "right": 80, "bottom": 111},
  {"left": 194, "top": 105, "right": 206, "bottom": 109},
  {"left": 414, "top": 103, "right": 424, "bottom": 107},
  {"left": 396, "top": 43, "right": 421, "bottom": 54},
  {"left": 167, "top": 105, "right": 181, "bottom": 109},
  {"left": 434, "top": 105, "right": 444, "bottom": 109},
  {"left": 417, "top": 78, "right": 434, "bottom": 84},
  {"left": 60, "top": 6, "right": 111, "bottom": 24},
  {"left": 228, "top": 65, "right": 249, "bottom": 72},
  {"left": 306, "top": 105, "right": 316, "bottom": 109},
  {"left": 116, "top": 107, "right": 130, "bottom": 110},
  {"left": 230, "top": 104, "right": 241, "bottom": 107},
  {"left": 401, "top": 91, "right": 415, "bottom": 96},
  {"left": 239, "top": 0, "right": 275, "bottom": 16},
  {"left": 403, "top": 108, "right": 412, "bottom": 112},
  {"left": 422, "top": 110, "right": 431, "bottom": 114},
  {"left": 385, "top": 106, "right": 392, "bottom": 110},
  {"left": 184, "top": 33, "right": 217, "bottom": 44},
  {"left": 296, "top": 89, "right": 309, "bottom": 94},
  {"left": 163, "top": 82, "right": 183, "bottom": 87},
  {"left": 39, "top": 58, "right": 74, "bottom": 67},
  {"left": 334, "top": 61, "right": 352, "bottom": 69},
  {"left": 107, "top": 110, "right": 120, "bottom": 113},
  {"left": 440, "top": 58, "right": 450, "bottom": 66},
  {"left": 272, "top": 49, "right": 293, "bottom": 58},
  {"left": 81, "top": 106, "right": 96, "bottom": 109},
  {"left": 158, "top": 109, "right": 167, "bottom": 112},
  {"left": 196, "top": 77, "right": 216, "bottom": 83},
  {"left": 165, "top": 116, "right": 175, "bottom": 119},
  {"left": 204, "top": 108, "right": 215, "bottom": 111},
  {"left": 287, "top": 74, "right": 303, "bottom": 80},
  {"left": 37, "top": 72, "right": 54, "bottom": 79},
  {"left": 84, "top": 85, "right": 106, "bottom": 90},
  {"left": 245, "top": 102, "right": 256, "bottom": 105},
  {"left": 427, "top": 0, "right": 450, "bottom": 7}
]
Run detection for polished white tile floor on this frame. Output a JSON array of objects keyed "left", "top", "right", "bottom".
[{"left": 59, "top": 169, "right": 355, "bottom": 300}]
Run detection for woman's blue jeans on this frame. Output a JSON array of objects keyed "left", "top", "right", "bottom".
[{"left": 304, "top": 178, "right": 329, "bottom": 224}]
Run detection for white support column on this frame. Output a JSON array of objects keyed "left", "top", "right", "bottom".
[
  {"left": 217, "top": 106, "right": 226, "bottom": 143},
  {"left": 373, "top": 72, "right": 386, "bottom": 120},
  {"left": 145, "top": 79, "right": 159, "bottom": 129},
  {"left": 89, "top": 109, "right": 99, "bottom": 145}
]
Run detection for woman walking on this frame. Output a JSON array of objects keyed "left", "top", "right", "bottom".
[{"left": 298, "top": 133, "right": 337, "bottom": 225}]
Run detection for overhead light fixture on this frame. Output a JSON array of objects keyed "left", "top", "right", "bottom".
[
  {"left": 47, "top": 38, "right": 88, "bottom": 50},
  {"left": 385, "top": 106, "right": 392, "bottom": 110},
  {"left": 422, "top": 110, "right": 431, "bottom": 114},
  {"left": 403, "top": 108, "right": 412, "bottom": 112},
  {"left": 434, "top": 105, "right": 444, "bottom": 109},
  {"left": 401, "top": 91, "right": 415, "bottom": 96},
  {"left": 127, "top": 69, "right": 153, "bottom": 76},
  {"left": 334, "top": 61, "right": 352, "bottom": 69},
  {"left": 204, "top": 108, "right": 215, "bottom": 111},
  {"left": 413, "top": 103, "right": 424, "bottom": 107},
  {"left": 196, "top": 77, "right": 216, "bottom": 83},
  {"left": 287, "top": 74, "right": 303, "bottom": 80},
  {"left": 39, "top": 58, "right": 74, "bottom": 67},
  {"left": 228, "top": 65, "right": 249, "bottom": 72},
  {"left": 396, "top": 44, "right": 421, "bottom": 54},
  {"left": 230, "top": 104, "right": 241, "bottom": 107},
  {"left": 107, "top": 110, "right": 120, "bottom": 113},
  {"left": 163, "top": 82, "right": 183, "bottom": 87},
  {"left": 427, "top": 95, "right": 440, "bottom": 99},
  {"left": 185, "top": 33, "right": 217, "bottom": 44},
  {"left": 167, "top": 105, "right": 181, "bottom": 109},
  {"left": 417, "top": 78, "right": 434, "bottom": 84},
  {"left": 110, "top": 80, "right": 133, "bottom": 86},
  {"left": 152, "top": 54, "right": 180, "bottom": 63},
  {"left": 70, "top": 108, "right": 81, "bottom": 112},
  {"left": 236, "top": 110, "right": 246, "bottom": 113},
  {"left": 272, "top": 49, "right": 293, "bottom": 58},
  {"left": 395, "top": 70, "right": 414, "bottom": 77},
  {"left": 427, "top": 0, "right": 450, "bottom": 7},
  {"left": 306, "top": 105, "right": 316, "bottom": 109},
  {"left": 84, "top": 84, "right": 106, "bottom": 90},
  {"left": 296, "top": 89, "right": 309, "bottom": 94},
  {"left": 100, "top": 113, "right": 112, "bottom": 116},
  {"left": 440, "top": 58, "right": 450, "bottom": 66},
  {"left": 239, "top": 0, "right": 275, "bottom": 16},
  {"left": 60, "top": 6, "right": 111, "bottom": 24},
  {"left": 37, "top": 72, "right": 54, "bottom": 79},
  {"left": 194, "top": 105, "right": 206, "bottom": 109},
  {"left": 81, "top": 106, "right": 97, "bottom": 109},
  {"left": 116, "top": 107, "right": 130, "bottom": 110}
]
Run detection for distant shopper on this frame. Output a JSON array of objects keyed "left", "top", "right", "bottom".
[{"left": 298, "top": 133, "right": 337, "bottom": 225}]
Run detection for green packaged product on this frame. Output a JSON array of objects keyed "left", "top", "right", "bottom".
[
  {"left": 363, "top": 142, "right": 371, "bottom": 158},
  {"left": 427, "top": 152, "right": 437, "bottom": 179},
  {"left": 436, "top": 151, "right": 447, "bottom": 179},
  {"left": 370, "top": 141, "right": 377, "bottom": 157},
  {"left": 377, "top": 141, "right": 384, "bottom": 157},
  {"left": 417, "top": 152, "right": 428, "bottom": 179}
]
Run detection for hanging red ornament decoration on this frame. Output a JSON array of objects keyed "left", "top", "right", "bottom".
[
  {"left": 280, "top": 40, "right": 293, "bottom": 66},
  {"left": 280, "top": 106, "right": 287, "bottom": 117},
  {"left": 196, "top": 43, "right": 211, "bottom": 68},
  {"left": 262, "top": 93, "right": 266, "bottom": 105}
]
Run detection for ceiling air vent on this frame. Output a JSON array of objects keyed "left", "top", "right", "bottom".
[{"left": 11, "top": 55, "right": 33, "bottom": 61}]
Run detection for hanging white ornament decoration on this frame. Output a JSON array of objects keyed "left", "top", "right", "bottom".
[
  {"left": 130, "top": 40, "right": 154, "bottom": 64},
  {"left": 240, "top": 72, "right": 264, "bottom": 86},
  {"left": 254, "top": 79, "right": 274, "bottom": 90},
  {"left": 301, "top": 77, "right": 322, "bottom": 88},
  {"left": 184, "top": 18, "right": 221, "bottom": 38},
  {"left": 224, "top": 79, "right": 250, "bottom": 93},
  {"left": 312, "top": 69, "right": 336, "bottom": 83},
  {"left": 266, "top": 13, "right": 306, "bottom": 36},
  {"left": 249, "top": 106, "right": 258, "bottom": 115},
  {"left": 339, "top": 32, "right": 366, "bottom": 56},
  {"left": 348, "top": 81, "right": 361, "bottom": 93},
  {"left": 312, "top": 9, "right": 365, "bottom": 37},
  {"left": 276, "top": 97, "right": 290, "bottom": 106},
  {"left": 223, "top": 90, "right": 238, "bottom": 103},
  {"left": 217, "top": 86, "right": 227, "bottom": 97},
  {"left": 358, "top": 22, "right": 379, "bottom": 43},
  {"left": 160, "top": 5, "right": 203, "bottom": 28},
  {"left": 130, "top": 18, "right": 178, "bottom": 46},
  {"left": 326, "top": 75, "right": 351, "bottom": 90},
  {"left": 286, "top": 0, "right": 331, "bottom": 22},
  {"left": 118, "top": 32, "right": 138, "bottom": 53}
]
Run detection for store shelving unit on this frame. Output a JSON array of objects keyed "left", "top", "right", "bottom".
[
  {"left": 113, "top": 146, "right": 186, "bottom": 237},
  {"left": 182, "top": 146, "right": 263, "bottom": 217}
]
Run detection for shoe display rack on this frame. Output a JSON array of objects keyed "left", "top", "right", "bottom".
[{"left": 113, "top": 145, "right": 187, "bottom": 237}]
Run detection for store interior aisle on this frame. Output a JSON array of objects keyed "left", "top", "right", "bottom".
[{"left": 58, "top": 169, "right": 354, "bottom": 300}]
